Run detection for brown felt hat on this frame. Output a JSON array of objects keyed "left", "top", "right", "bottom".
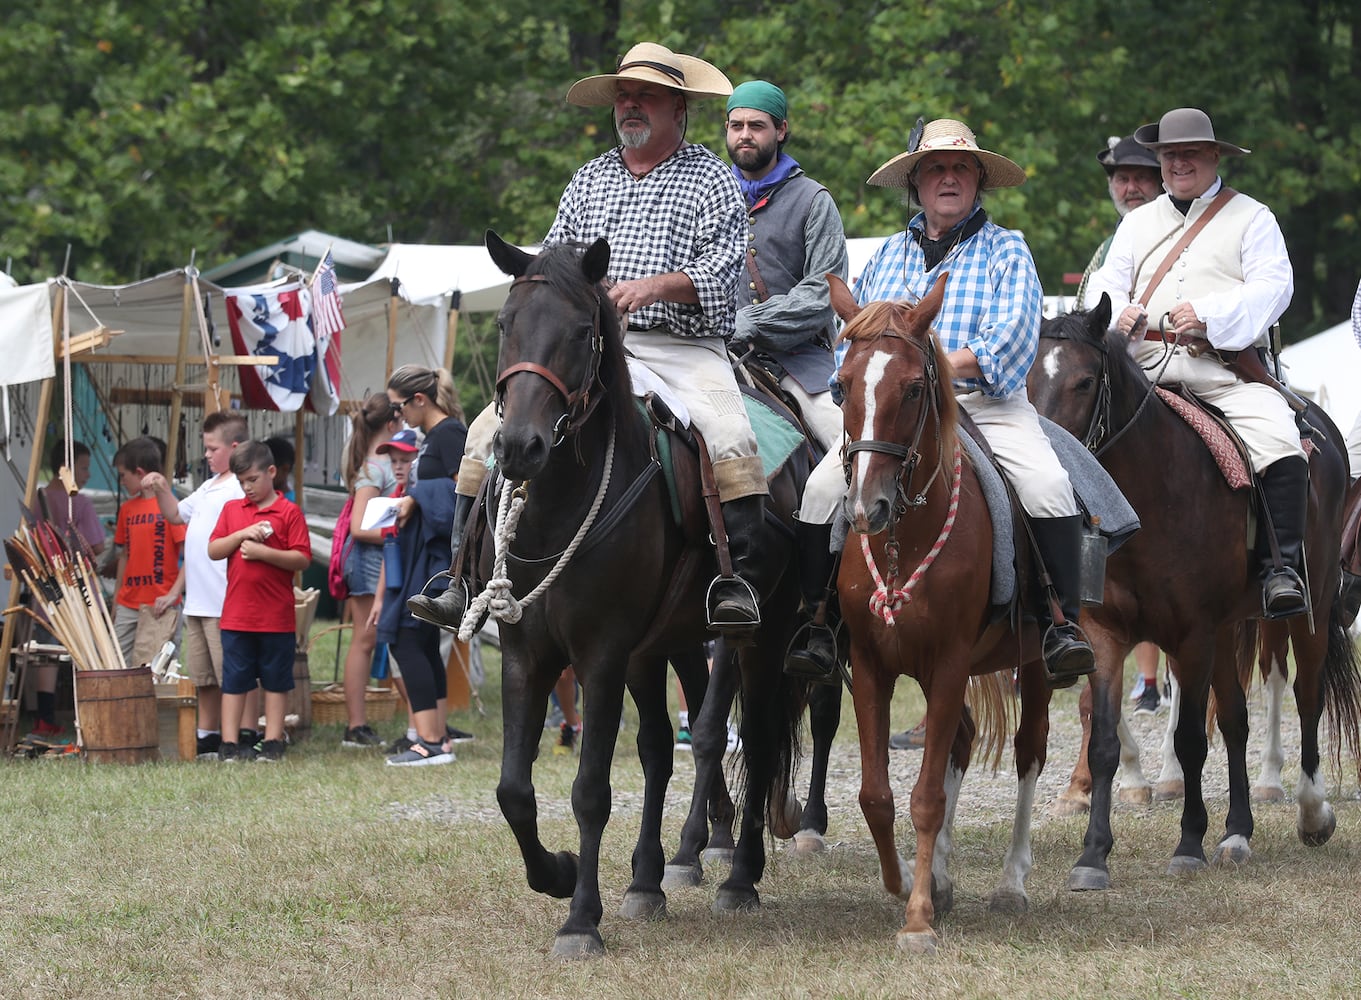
[
  {"left": 566, "top": 43, "right": 733, "bottom": 107},
  {"left": 1133, "top": 108, "right": 1250, "bottom": 156},
  {"left": 868, "top": 118, "right": 1027, "bottom": 190}
]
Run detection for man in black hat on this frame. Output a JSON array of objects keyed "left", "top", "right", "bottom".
[{"left": 1074, "top": 135, "right": 1163, "bottom": 310}]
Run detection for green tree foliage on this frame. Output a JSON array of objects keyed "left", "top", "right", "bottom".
[{"left": 1, "top": 0, "right": 1356, "bottom": 341}]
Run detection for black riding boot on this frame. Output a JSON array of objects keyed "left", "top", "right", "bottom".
[
  {"left": 407, "top": 492, "right": 476, "bottom": 629},
  {"left": 1031, "top": 514, "right": 1096, "bottom": 689},
  {"left": 1258, "top": 456, "right": 1309, "bottom": 619},
  {"left": 784, "top": 520, "right": 841, "bottom": 685},
  {"left": 708, "top": 495, "right": 765, "bottom": 635}
]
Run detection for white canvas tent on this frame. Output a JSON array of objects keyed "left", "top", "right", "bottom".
[{"left": 1280, "top": 321, "right": 1361, "bottom": 437}]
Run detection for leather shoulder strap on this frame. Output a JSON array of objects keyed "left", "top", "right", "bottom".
[{"left": 1137, "top": 187, "right": 1237, "bottom": 309}]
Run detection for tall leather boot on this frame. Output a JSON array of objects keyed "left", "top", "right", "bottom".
[
  {"left": 1258, "top": 456, "right": 1309, "bottom": 619},
  {"left": 408, "top": 492, "right": 476, "bottom": 629},
  {"left": 1031, "top": 514, "right": 1096, "bottom": 689},
  {"left": 708, "top": 495, "right": 765, "bottom": 634},
  {"left": 784, "top": 519, "right": 841, "bottom": 685}
]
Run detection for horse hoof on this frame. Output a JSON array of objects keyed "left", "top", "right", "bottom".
[
  {"left": 1154, "top": 780, "right": 1185, "bottom": 802},
  {"left": 713, "top": 885, "right": 760, "bottom": 914},
  {"left": 1067, "top": 866, "right": 1110, "bottom": 892},
  {"left": 988, "top": 888, "right": 1028, "bottom": 915},
  {"left": 1252, "top": 785, "right": 1286, "bottom": 803},
  {"left": 702, "top": 846, "right": 734, "bottom": 866},
  {"left": 1166, "top": 855, "right": 1208, "bottom": 877},
  {"left": 1050, "top": 793, "right": 1091, "bottom": 817},
  {"left": 790, "top": 829, "right": 828, "bottom": 855},
  {"left": 551, "top": 932, "right": 605, "bottom": 960},
  {"left": 662, "top": 863, "right": 703, "bottom": 889},
  {"left": 1118, "top": 785, "right": 1152, "bottom": 806},
  {"left": 895, "top": 929, "right": 940, "bottom": 955},
  {"left": 1211, "top": 837, "right": 1252, "bottom": 868},
  {"left": 619, "top": 889, "right": 667, "bottom": 921},
  {"left": 1299, "top": 807, "right": 1337, "bottom": 847}
]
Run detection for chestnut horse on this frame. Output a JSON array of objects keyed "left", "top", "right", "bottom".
[
  {"left": 1029, "top": 296, "right": 1361, "bottom": 891},
  {"left": 481, "top": 232, "right": 809, "bottom": 957},
  {"left": 830, "top": 274, "right": 1054, "bottom": 954}
]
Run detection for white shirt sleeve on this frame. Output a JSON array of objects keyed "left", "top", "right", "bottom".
[{"left": 1194, "top": 203, "right": 1293, "bottom": 352}]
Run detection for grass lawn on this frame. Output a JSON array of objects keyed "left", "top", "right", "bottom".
[{"left": 3, "top": 622, "right": 1361, "bottom": 998}]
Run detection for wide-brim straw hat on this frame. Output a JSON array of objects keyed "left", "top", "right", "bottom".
[
  {"left": 1133, "top": 108, "right": 1250, "bottom": 156},
  {"left": 566, "top": 43, "right": 733, "bottom": 107},
  {"left": 868, "top": 118, "right": 1027, "bottom": 190}
]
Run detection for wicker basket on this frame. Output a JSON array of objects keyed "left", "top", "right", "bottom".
[{"left": 311, "top": 684, "right": 402, "bottom": 726}]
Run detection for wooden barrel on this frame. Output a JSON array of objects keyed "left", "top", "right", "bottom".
[
  {"left": 288, "top": 651, "right": 312, "bottom": 734},
  {"left": 75, "top": 667, "right": 161, "bottom": 764}
]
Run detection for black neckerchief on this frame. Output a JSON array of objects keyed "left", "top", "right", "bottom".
[
  {"left": 910, "top": 208, "right": 988, "bottom": 271},
  {"left": 1170, "top": 196, "right": 1193, "bottom": 216}
]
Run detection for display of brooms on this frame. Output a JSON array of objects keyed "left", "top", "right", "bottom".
[{"left": 4, "top": 504, "right": 125, "bottom": 674}]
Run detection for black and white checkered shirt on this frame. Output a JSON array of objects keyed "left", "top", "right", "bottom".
[{"left": 544, "top": 144, "right": 744, "bottom": 339}]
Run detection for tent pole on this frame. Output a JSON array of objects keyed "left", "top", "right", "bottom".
[
  {"left": 166, "top": 271, "right": 195, "bottom": 482},
  {"left": 1, "top": 285, "right": 65, "bottom": 712},
  {"left": 385, "top": 278, "right": 400, "bottom": 382},
  {"left": 442, "top": 290, "right": 462, "bottom": 375}
]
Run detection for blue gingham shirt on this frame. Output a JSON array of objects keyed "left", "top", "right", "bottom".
[
  {"left": 544, "top": 143, "right": 744, "bottom": 339},
  {"left": 836, "top": 206, "right": 1043, "bottom": 398}
]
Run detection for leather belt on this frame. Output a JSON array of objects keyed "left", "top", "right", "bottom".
[{"left": 1142, "top": 328, "right": 1204, "bottom": 348}]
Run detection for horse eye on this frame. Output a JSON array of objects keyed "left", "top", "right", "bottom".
[
  {"left": 904, "top": 382, "right": 924, "bottom": 401},
  {"left": 1075, "top": 376, "right": 1095, "bottom": 393}
]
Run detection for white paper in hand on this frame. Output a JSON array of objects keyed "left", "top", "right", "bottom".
[{"left": 361, "top": 496, "right": 403, "bottom": 532}]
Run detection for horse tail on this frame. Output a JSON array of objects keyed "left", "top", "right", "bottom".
[
  {"left": 1322, "top": 594, "right": 1361, "bottom": 785},
  {"left": 730, "top": 654, "right": 806, "bottom": 835},
  {"left": 966, "top": 672, "right": 1014, "bottom": 773}
]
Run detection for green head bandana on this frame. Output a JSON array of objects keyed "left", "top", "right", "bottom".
[{"left": 726, "top": 80, "right": 788, "bottom": 123}]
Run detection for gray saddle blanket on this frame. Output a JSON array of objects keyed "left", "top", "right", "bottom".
[{"left": 832, "top": 416, "right": 1139, "bottom": 606}]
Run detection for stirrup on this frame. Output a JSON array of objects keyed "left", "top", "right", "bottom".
[
  {"left": 1262, "top": 568, "right": 1307, "bottom": 620},
  {"left": 407, "top": 575, "right": 470, "bottom": 630},
  {"left": 1042, "top": 622, "right": 1095, "bottom": 690},
  {"left": 706, "top": 576, "right": 761, "bottom": 631},
  {"left": 783, "top": 622, "right": 840, "bottom": 686}
]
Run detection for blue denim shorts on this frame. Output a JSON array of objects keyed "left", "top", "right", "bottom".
[
  {"left": 344, "top": 541, "right": 383, "bottom": 596},
  {"left": 221, "top": 630, "right": 296, "bottom": 695}
]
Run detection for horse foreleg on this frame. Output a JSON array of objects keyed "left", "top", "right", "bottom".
[
  {"left": 1114, "top": 710, "right": 1153, "bottom": 804},
  {"left": 1053, "top": 680, "right": 1094, "bottom": 816},
  {"left": 850, "top": 656, "right": 905, "bottom": 900},
  {"left": 1292, "top": 617, "right": 1338, "bottom": 847},
  {"left": 1069, "top": 626, "right": 1125, "bottom": 891},
  {"left": 667, "top": 642, "right": 736, "bottom": 886},
  {"left": 1252, "top": 631, "right": 1289, "bottom": 802},
  {"left": 619, "top": 656, "right": 673, "bottom": 921},
  {"left": 1167, "top": 642, "right": 1215, "bottom": 876},
  {"left": 991, "top": 661, "right": 1050, "bottom": 914},
  {"left": 792, "top": 680, "right": 842, "bottom": 854},
  {"left": 1210, "top": 631, "right": 1255, "bottom": 868}
]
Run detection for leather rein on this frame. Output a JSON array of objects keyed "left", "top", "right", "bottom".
[{"left": 1041, "top": 323, "right": 1168, "bottom": 457}]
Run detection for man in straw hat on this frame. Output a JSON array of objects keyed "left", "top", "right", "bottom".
[
  {"left": 1086, "top": 107, "right": 1308, "bottom": 618},
  {"left": 1074, "top": 134, "right": 1163, "bottom": 310},
  {"left": 721, "top": 79, "right": 850, "bottom": 682},
  {"left": 410, "top": 44, "right": 769, "bottom": 635},
  {"left": 799, "top": 116, "right": 1097, "bottom": 704}
]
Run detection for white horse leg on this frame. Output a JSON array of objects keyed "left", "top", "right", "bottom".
[
  {"left": 1115, "top": 711, "right": 1152, "bottom": 804},
  {"left": 927, "top": 761, "right": 964, "bottom": 916},
  {"left": 1154, "top": 673, "right": 1185, "bottom": 800},
  {"left": 1296, "top": 769, "right": 1338, "bottom": 846},
  {"left": 1252, "top": 657, "right": 1288, "bottom": 802},
  {"left": 989, "top": 759, "right": 1038, "bottom": 914}
]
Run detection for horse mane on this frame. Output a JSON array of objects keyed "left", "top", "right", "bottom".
[{"left": 840, "top": 298, "right": 960, "bottom": 467}]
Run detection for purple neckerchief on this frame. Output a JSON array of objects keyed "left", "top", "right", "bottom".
[{"left": 733, "top": 152, "right": 801, "bottom": 208}]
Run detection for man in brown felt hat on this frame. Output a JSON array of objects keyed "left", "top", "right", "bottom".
[
  {"left": 1086, "top": 107, "right": 1309, "bottom": 618},
  {"left": 411, "top": 44, "right": 769, "bottom": 636},
  {"left": 1074, "top": 134, "right": 1163, "bottom": 310}
]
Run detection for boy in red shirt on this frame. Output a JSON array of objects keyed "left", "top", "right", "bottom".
[
  {"left": 113, "top": 437, "right": 186, "bottom": 667},
  {"left": 208, "top": 441, "right": 311, "bottom": 762}
]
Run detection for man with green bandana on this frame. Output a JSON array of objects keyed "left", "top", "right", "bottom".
[{"left": 724, "top": 80, "right": 849, "bottom": 684}]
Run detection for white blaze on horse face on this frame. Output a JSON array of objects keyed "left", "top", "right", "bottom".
[
  {"left": 1041, "top": 342, "right": 1065, "bottom": 382},
  {"left": 849, "top": 349, "right": 893, "bottom": 514}
]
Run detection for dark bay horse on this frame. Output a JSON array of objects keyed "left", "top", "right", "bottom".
[
  {"left": 480, "top": 231, "right": 807, "bottom": 958},
  {"left": 830, "top": 274, "right": 1054, "bottom": 954},
  {"left": 1029, "top": 296, "right": 1361, "bottom": 890}
]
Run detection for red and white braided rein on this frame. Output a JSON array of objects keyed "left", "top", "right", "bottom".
[{"left": 861, "top": 441, "right": 962, "bottom": 626}]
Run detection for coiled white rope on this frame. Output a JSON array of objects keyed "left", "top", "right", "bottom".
[{"left": 458, "top": 425, "right": 616, "bottom": 641}]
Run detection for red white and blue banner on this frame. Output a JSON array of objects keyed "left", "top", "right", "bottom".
[{"left": 226, "top": 285, "right": 316, "bottom": 412}]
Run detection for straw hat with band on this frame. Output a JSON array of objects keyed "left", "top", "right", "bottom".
[
  {"left": 566, "top": 43, "right": 733, "bottom": 107},
  {"left": 1096, "top": 135, "right": 1161, "bottom": 175},
  {"left": 1133, "top": 108, "right": 1250, "bottom": 156},
  {"left": 868, "top": 118, "right": 1027, "bottom": 191}
]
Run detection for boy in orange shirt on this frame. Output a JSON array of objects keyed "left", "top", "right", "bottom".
[
  {"left": 112, "top": 437, "right": 187, "bottom": 667},
  {"left": 208, "top": 441, "right": 311, "bottom": 762}
]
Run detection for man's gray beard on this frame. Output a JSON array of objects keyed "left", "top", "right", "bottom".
[{"left": 617, "top": 118, "right": 652, "bottom": 149}]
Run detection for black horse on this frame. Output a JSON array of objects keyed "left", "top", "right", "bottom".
[{"left": 479, "top": 231, "right": 808, "bottom": 957}]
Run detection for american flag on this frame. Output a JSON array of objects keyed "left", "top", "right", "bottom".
[{"left": 311, "top": 250, "right": 346, "bottom": 338}]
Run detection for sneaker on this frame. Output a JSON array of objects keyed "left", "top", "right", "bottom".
[
  {"left": 257, "top": 739, "right": 287, "bottom": 762},
  {"left": 1129, "top": 675, "right": 1147, "bottom": 702},
  {"left": 1133, "top": 685, "right": 1160, "bottom": 717},
  {"left": 32, "top": 718, "right": 65, "bottom": 738},
  {"left": 444, "top": 725, "right": 476, "bottom": 745},
  {"left": 888, "top": 723, "right": 927, "bottom": 751},
  {"left": 385, "top": 738, "right": 455, "bottom": 767},
  {"left": 675, "top": 726, "right": 693, "bottom": 752},
  {"left": 386, "top": 735, "right": 415, "bottom": 756},
  {"left": 238, "top": 729, "right": 262, "bottom": 752},
  {"left": 195, "top": 732, "right": 222, "bottom": 759},
  {"left": 219, "top": 741, "right": 257, "bottom": 763},
  {"left": 553, "top": 722, "right": 580, "bottom": 756},
  {"left": 341, "top": 725, "right": 383, "bottom": 749}
]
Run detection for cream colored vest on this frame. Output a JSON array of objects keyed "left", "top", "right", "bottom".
[{"left": 1122, "top": 192, "right": 1259, "bottom": 323}]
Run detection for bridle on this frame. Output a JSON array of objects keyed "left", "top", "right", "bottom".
[{"left": 495, "top": 273, "right": 607, "bottom": 446}]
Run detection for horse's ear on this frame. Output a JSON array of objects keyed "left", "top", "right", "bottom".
[
  {"left": 918, "top": 272, "right": 949, "bottom": 326},
  {"left": 1091, "top": 293, "right": 1113, "bottom": 339},
  {"left": 581, "top": 238, "right": 611, "bottom": 285},
  {"left": 486, "top": 229, "right": 532, "bottom": 278},
  {"left": 827, "top": 274, "right": 860, "bottom": 323}
]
